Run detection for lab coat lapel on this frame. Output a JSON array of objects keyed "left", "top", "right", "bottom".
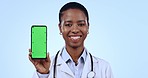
[
  {"left": 81, "top": 52, "right": 92, "bottom": 78},
  {"left": 56, "top": 53, "right": 74, "bottom": 77},
  {"left": 81, "top": 52, "right": 98, "bottom": 78}
]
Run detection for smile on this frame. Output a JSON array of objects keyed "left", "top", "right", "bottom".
[
  {"left": 71, "top": 36, "right": 80, "bottom": 39},
  {"left": 68, "top": 35, "right": 82, "bottom": 42}
]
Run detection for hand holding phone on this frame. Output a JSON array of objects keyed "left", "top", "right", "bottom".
[
  {"left": 29, "top": 25, "right": 50, "bottom": 74},
  {"left": 28, "top": 49, "right": 50, "bottom": 74}
]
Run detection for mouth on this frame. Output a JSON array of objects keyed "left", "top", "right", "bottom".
[{"left": 68, "top": 35, "right": 82, "bottom": 42}]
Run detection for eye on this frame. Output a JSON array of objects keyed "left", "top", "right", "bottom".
[
  {"left": 65, "top": 24, "right": 72, "bottom": 27},
  {"left": 78, "top": 23, "right": 85, "bottom": 27}
]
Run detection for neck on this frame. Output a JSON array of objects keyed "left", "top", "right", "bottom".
[{"left": 66, "top": 45, "right": 84, "bottom": 63}]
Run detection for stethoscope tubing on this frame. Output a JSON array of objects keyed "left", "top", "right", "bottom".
[{"left": 53, "top": 49, "right": 94, "bottom": 78}]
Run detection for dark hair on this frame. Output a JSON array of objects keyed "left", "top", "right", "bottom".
[{"left": 59, "top": 2, "right": 89, "bottom": 24}]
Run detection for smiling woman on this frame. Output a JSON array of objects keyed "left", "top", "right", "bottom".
[
  {"left": 29, "top": 2, "right": 113, "bottom": 78},
  {"left": 59, "top": 9, "right": 89, "bottom": 63}
]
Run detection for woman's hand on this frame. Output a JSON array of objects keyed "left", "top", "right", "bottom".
[{"left": 28, "top": 49, "right": 51, "bottom": 74}]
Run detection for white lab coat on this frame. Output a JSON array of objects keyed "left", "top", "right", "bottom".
[{"left": 32, "top": 50, "right": 114, "bottom": 78}]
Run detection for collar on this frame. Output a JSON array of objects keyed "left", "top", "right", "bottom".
[{"left": 60, "top": 47, "right": 87, "bottom": 64}]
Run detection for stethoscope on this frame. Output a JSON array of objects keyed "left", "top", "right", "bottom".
[{"left": 53, "top": 48, "right": 96, "bottom": 78}]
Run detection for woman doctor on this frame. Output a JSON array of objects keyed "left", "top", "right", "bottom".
[{"left": 29, "top": 2, "right": 113, "bottom": 78}]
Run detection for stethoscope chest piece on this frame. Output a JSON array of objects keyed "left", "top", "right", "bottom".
[{"left": 87, "top": 71, "right": 95, "bottom": 78}]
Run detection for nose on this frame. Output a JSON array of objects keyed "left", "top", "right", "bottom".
[{"left": 71, "top": 24, "right": 79, "bottom": 34}]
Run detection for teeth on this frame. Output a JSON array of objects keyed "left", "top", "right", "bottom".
[{"left": 70, "top": 36, "right": 80, "bottom": 40}]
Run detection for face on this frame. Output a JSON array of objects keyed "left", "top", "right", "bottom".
[{"left": 59, "top": 9, "right": 89, "bottom": 48}]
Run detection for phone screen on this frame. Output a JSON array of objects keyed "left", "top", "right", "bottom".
[{"left": 31, "top": 25, "right": 47, "bottom": 59}]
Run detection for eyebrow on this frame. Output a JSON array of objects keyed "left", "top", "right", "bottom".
[
  {"left": 77, "top": 20, "right": 85, "bottom": 23},
  {"left": 65, "top": 20, "right": 72, "bottom": 23},
  {"left": 64, "top": 20, "right": 86, "bottom": 23}
]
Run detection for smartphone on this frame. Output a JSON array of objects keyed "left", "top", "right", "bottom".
[{"left": 31, "top": 25, "right": 47, "bottom": 59}]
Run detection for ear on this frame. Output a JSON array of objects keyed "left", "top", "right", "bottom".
[
  {"left": 88, "top": 22, "right": 90, "bottom": 27},
  {"left": 87, "top": 22, "right": 89, "bottom": 31},
  {"left": 58, "top": 23, "right": 62, "bottom": 33}
]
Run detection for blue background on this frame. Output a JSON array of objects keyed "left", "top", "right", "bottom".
[{"left": 0, "top": 0, "right": 148, "bottom": 78}]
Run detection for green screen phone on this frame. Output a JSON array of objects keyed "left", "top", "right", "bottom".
[{"left": 31, "top": 25, "right": 47, "bottom": 59}]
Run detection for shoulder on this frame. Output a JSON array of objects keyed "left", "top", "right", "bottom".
[
  {"left": 92, "top": 56, "right": 114, "bottom": 78},
  {"left": 92, "top": 56, "right": 111, "bottom": 67}
]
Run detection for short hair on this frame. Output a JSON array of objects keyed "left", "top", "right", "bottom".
[{"left": 59, "top": 2, "right": 89, "bottom": 24}]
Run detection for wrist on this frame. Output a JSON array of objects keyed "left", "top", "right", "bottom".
[{"left": 37, "top": 70, "right": 49, "bottom": 74}]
